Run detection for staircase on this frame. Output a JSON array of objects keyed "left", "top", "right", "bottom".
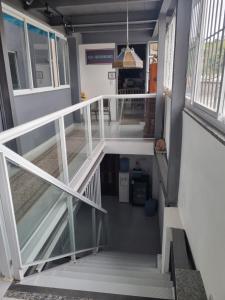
[{"left": 20, "top": 251, "right": 174, "bottom": 299}]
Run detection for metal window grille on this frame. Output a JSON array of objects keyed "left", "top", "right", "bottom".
[
  {"left": 164, "top": 13, "right": 176, "bottom": 91},
  {"left": 186, "top": 0, "right": 225, "bottom": 117}
]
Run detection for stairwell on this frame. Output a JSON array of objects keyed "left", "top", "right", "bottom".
[{"left": 12, "top": 251, "right": 174, "bottom": 299}]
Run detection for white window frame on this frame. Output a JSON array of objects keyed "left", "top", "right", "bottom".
[
  {"left": 2, "top": 3, "right": 70, "bottom": 96},
  {"left": 186, "top": 0, "right": 225, "bottom": 126},
  {"left": 55, "top": 35, "right": 70, "bottom": 87},
  {"left": 163, "top": 12, "right": 176, "bottom": 93}
]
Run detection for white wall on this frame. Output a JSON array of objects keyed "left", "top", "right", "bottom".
[
  {"left": 79, "top": 43, "right": 116, "bottom": 99},
  {"left": 164, "top": 95, "right": 171, "bottom": 159},
  {"left": 120, "top": 154, "right": 153, "bottom": 175},
  {"left": 158, "top": 184, "right": 165, "bottom": 243},
  {"left": 178, "top": 112, "right": 225, "bottom": 300}
]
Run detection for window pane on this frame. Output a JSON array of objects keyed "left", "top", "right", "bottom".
[
  {"left": 57, "top": 37, "right": 66, "bottom": 85},
  {"left": 188, "top": 0, "right": 225, "bottom": 113},
  {"left": 28, "top": 24, "right": 52, "bottom": 88},
  {"left": 50, "top": 33, "right": 59, "bottom": 87},
  {"left": 3, "top": 13, "right": 29, "bottom": 90},
  {"left": 163, "top": 13, "right": 176, "bottom": 91}
]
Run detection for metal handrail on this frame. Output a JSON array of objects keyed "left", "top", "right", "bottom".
[
  {"left": 0, "top": 144, "right": 106, "bottom": 214},
  {"left": 0, "top": 93, "right": 156, "bottom": 144}
]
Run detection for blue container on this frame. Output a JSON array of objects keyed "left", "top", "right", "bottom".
[
  {"left": 145, "top": 199, "right": 157, "bottom": 217},
  {"left": 120, "top": 157, "right": 129, "bottom": 172}
]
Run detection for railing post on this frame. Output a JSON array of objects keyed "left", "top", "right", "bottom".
[
  {"left": 0, "top": 152, "right": 23, "bottom": 280},
  {"left": 58, "top": 117, "right": 69, "bottom": 184},
  {"left": 92, "top": 208, "right": 97, "bottom": 254},
  {"left": 96, "top": 217, "right": 102, "bottom": 253},
  {"left": 86, "top": 104, "right": 93, "bottom": 156},
  {"left": 58, "top": 117, "right": 76, "bottom": 261},
  {"left": 100, "top": 96, "right": 105, "bottom": 141}
]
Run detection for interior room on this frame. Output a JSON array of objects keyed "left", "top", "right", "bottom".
[{"left": 0, "top": 0, "right": 224, "bottom": 299}]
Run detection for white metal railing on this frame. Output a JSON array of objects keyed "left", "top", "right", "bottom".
[{"left": 0, "top": 93, "right": 155, "bottom": 280}]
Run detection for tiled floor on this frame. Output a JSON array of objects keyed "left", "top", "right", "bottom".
[
  {"left": 102, "top": 196, "right": 161, "bottom": 255},
  {"left": 0, "top": 279, "right": 11, "bottom": 299}
]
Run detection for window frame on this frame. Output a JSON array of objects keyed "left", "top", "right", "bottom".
[
  {"left": 2, "top": 3, "right": 70, "bottom": 96},
  {"left": 55, "top": 35, "right": 70, "bottom": 87},
  {"left": 186, "top": 0, "right": 225, "bottom": 130},
  {"left": 163, "top": 11, "right": 176, "bottom": 93},
  {"left": 8, "top": 51, "right": 21, "bottom": 90}
]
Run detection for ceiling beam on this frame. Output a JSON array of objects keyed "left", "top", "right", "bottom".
[
  {"left": 68, "top": 20, "right": 157, "bottom": 28},
  {"left": 46, "top": 10, "right": 158, "bottom": 26},
  {"left": 70, "top": 11, "right": 159, "bottom": 24},
  {"left": 28, "top": 0, "right": 162, "bottom": 9},
  {"left": 73, "top": 27, "right": 154, "bottom": 34}
]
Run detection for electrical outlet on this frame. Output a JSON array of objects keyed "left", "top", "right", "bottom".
[{"left": 209, "top": 295, "right": 214, "bottom": 300}]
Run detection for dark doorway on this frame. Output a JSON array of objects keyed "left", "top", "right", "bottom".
[
  {"left": 117, "top": 44, "right": 146, "bottom": 94},
  {"left": 100, "top": 154, "right": 119, "bottom": 197}
]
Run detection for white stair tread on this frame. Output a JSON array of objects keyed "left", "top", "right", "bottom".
[
  {"left": 75, "top": 260, "right": 158, "bottom": 272},
  {"left": 21, "top": 275, "right": 174, "bottom": 299},
  {"left": 98, "top": 252, "right": 156, "bottom": 261},
  {"left": 53, "top": 263, "right": 170, "bottom": 280},
  {"left": 80, "top": 256, "right": 157, "bottom": 268},
  {"left": 44, "top": 269, "right": 173, "bottom": 288}
]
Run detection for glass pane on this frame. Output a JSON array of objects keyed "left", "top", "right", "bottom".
[
  {"left": 49, "top": 33, "right": 59, "bottom": 87},
  {"left": 90, "top": 101, "right": 101, "bottom": 150},
  {"left": 57, "top": 37, "right": 66, "bottom": 85},
  {"left": 28, "top": 24, "right": 52, "bottom": 88},
  {"left": 65, "top": 42, "right": 70, "bottom": 85},
  {"left": 74, "top": 201, "right": 93, "bottom": 251},
  {"left": 3, "top": 13, "right": 29, "bottom": 90},
  {"left": 36, "top": 211, "right": 72, "bottom": 263},
  {"left": 104, "top": 97, "right": 155, "bottom": 138},
  {"left": 7, "top": 160, "right": 74, "bottom": 265},
  {"left": 5, "top": 120, "right": 64, "bottom": 181},
  {"left": 96, "top": 210, "right": 107, "bottom": 247},
  {"left": 64, "top": 109, "right": 89, "bottom": 181}
]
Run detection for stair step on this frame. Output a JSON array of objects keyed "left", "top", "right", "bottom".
[
  {"left": 76, "top": 260, "right": 157, "bottom": 271},
  {"left": 44, "top": 269, "right": 173, "bottom": 288},
  {"left": 81, "top": 255, "right": 157, "bottom": 268},
  {"left": 21, "top": 274, "right": 174, "bottom": 299},
  {"left": 55, "top": 263, "right": 171, "bottom": 280},
  {"left": 98, "top": 252, "right": 156, "bottom": 261}
]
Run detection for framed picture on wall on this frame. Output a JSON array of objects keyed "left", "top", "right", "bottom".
[
  {"left": 108, "top": 71, "right": 116, "bottom": 80},
  {"left": 86, "top": 49, "right": 115, "bottom": 64}
]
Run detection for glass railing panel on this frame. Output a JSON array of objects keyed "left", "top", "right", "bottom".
[
  {"left": 96, "top": 210, "right": 107, "bottom": 247},
  {"left": 104, "top": 97, "right": 156, "bottom": 138},
  {"left": 4, "top": 120, "right": 64, "bottom": 181},
  {"left": 64, "top": 109, "right": 89, "bottom": 181},
  {"left": 90, "top": 101, "right": 101, "bottom": 150},
  {"left": 74, "top": 200, "right": 94, "bottom": 251},
  {"left": 35, "top": 210, "right": 73, "bottom": 263},
  {"left": 6, "top": 159, "right": 73, "bottom": 264}
]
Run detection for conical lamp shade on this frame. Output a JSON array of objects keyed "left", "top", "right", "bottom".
[{"left": 113, "top": 46, "right": 143, "bottom": 69}]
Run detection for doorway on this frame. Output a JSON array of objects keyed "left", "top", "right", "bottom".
[{"left": 117, "top": 44, "right": 146, "bottom": 94}]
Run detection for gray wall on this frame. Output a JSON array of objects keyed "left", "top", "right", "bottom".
[
  {"left": 82, "top": 31, "right": 155, "bottom": 45},
  {"left": 178, "top": 112, "right": 225, "bottom": 300},
  {"left": 14, "top": 88, "right": 72, "bottom": 125},
  {"left": 12, "top": 88, "right": 72, "bottom": 154}
]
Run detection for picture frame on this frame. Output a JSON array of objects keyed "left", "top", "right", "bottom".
[{"left": 108, "top": 71, "right": 116, "bottom": 80}]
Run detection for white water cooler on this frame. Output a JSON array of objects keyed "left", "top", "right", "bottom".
[{"left": 119, "top": 172, "right": 129, "bottom": 203}]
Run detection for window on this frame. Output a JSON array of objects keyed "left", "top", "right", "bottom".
[
  {"left": 186, "top": 0, "right": 225, "bottom": 119},
  {"left": 27, "top": 24, "right": 52, "bottom": 88},
  {"left": 2, "top": 4, "right": 70, "bottom": 93},
  {"left": 57, "top": 37, "right": 70, "bottom": 85},
  {"left": 8, "top": 51, "right": 20, "bottom": 89},
  {"left": 49, "top": 33, "right": 59, "bottom": 87},
  {"left": 164, "top": 13, "right": 176, "bottom": 92},
  {"left": 186, "top": 0, "right": 202, "bottom": 98},
  {"left": 3, "top": 13, "right": 29, "bottom": 90}
]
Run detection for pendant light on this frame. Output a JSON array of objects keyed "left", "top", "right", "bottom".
[{"left": 112, "top": 0, "right": 143, "bottom": 69}]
